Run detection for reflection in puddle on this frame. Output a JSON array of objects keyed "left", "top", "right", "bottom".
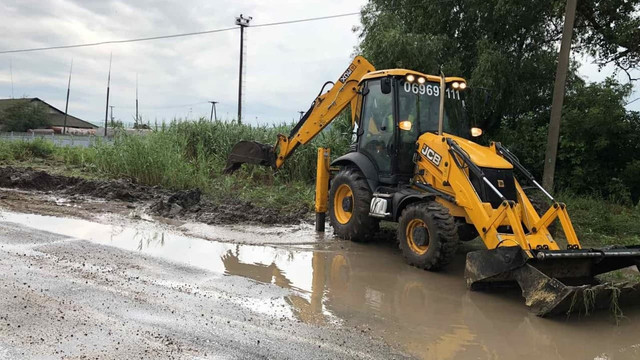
[{"left": 2, "top": 210, "right": 640, "bottom": 360}]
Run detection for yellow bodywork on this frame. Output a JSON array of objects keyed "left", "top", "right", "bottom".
[
  {"left": 315, "top": 147, "right": 330, "bottom": 214},
  {"left": 273, "top": 56, "right": 467, "bottom": 168},
  {"left": 273, "top": 56, "right": 375, "bottom": 168},
  {"left": 286, "top": 55, "right": 581, "bottom": 255},
  {"left": 413, "top": 132, "right": 581, "bottom": 254}
]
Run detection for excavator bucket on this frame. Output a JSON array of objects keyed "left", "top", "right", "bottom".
[
  {"left": 223, "top": 141, "right": 276, "bottom": 174},
  {"left": 465, "top": 246, "right": 640, "bottom": 316}
]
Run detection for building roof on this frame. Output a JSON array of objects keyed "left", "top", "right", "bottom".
[{"left": 0, "top": 97, "right": 99, "bottom": 129}]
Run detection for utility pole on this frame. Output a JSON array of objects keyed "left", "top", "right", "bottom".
[
  {"left": 104, "top": 53, "right": 112, "bottom": 137},
  {"left": 110, "top": 105, "right": 115, "bottom": 127},
  {"left": 63, "top": 59, "right": 73, "bottom": 135},
  {"left": 542, "top": 0, "right": 577, "bottom": 191},
  {"left": 209, "top": 101, "right": 219, "bottom": 121},
  {"left": 135, "top": 73, "right": 139, "bottom": 128},
  {"left": 298, "top": 111, "right": 305, "bottom": 120},
  {"left": 235, "top": 14, "right": 252, "bottom": 124},
  {"left": 9, "top": 58, "right": 14, "bottom": 99}
]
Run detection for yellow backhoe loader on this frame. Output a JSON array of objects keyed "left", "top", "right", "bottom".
[{"left": 225, "top": 56, "right": 640, "bottom": 316}]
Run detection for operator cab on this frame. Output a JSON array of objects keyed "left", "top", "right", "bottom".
[{"left": 355, "top": 73, "right": 470, "bottom": 185}]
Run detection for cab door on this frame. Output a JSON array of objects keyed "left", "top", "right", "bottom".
[{"left": 357, "top": 79, "right": 394, "bottom": 175}]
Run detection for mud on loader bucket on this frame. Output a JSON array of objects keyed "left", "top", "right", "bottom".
[
  {"left": 465, "top": 246, "right": 640, "bottom": 316},
  {"left": 223, "top": 141, "right": 276, "bottom": 174}
]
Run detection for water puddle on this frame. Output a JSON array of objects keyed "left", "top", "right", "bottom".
[{"left": 2, "top": 210, "right": 640, "bottom": 360}]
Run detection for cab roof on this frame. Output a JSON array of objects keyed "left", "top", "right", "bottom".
[{"left": 360, "top": 69, "right": 466, "bottom": 84}]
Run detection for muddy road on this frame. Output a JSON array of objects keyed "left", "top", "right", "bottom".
[{"left": 1, "top": 188, "right": 640, "bottom": 359}]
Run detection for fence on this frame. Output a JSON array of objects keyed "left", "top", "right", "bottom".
[{"left": 0, "top": 132, "right": 113, "bottom": 148}]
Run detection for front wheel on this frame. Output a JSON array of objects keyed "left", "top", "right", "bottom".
[
  {"left": 398, "top": 202, "right": 459, "bottom": 270},
  {"left": 329, "top": 168, "right": 378, "bottom": 242}
]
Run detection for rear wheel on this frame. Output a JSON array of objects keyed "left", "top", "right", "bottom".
[
  {"left": 398, "top": 202, "right": 459, "bottom": 270},
  {"left": 329, "top": 168, "right": 378, "bottom": 242}
]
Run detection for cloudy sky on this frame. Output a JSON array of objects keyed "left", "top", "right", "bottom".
[{"left": 0, "top": 0, "right": 637, "bottom": 127}]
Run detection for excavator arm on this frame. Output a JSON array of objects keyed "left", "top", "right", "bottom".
[{"left": 224, "top": 56, "right": 375, "bottom": 173}]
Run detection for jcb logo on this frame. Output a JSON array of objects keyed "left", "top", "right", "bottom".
[
  {"left": 339, "top": 64, "right": 356, "bottom": 83},
  {"left": 420, "top": 144, "right": 442, "bottom": 166}
]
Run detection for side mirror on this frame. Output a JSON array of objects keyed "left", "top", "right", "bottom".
[{"left": 381, "top": 77, "right": 392, "bottom": 94}]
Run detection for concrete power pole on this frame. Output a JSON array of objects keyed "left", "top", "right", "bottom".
[
  {"left": 235, "top": 14, "right": 252, "bottom": 124},
  {"left": 209, "top": 101, "right": 219, "bottom": 121},
  {"left": 63, "top": 59, "right": 73, "bottom": 135},
  {"left": 110, "top": 106, "right": 115, "bottom": 127},
  {"left": 542, "top": 0, "right": 577, "bottom": 191},
  {"left": 9, "top": 58, "right": 14, "bottom": 99},
  {"left": 135, "top": 73, "right": 139, "bottom": 128},
  {"left": 104, "top": 53, "right": 112, "bottom": 137}
]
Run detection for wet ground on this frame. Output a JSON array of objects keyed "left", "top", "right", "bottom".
[
  {"left": 1, "top": 189, "right": 640, "bottom": 359},
  {"left": 0, "top": 166, "right": 308, "bottom": 225}
]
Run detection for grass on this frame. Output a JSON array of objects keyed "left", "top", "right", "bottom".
[
  {"left": 0, "top": 118, "right": 638, "bottom": 249},
  {"left": 557, "top": 191, "right": 640, "bottom": 247},
  {"left": 0, "top": 117, "right": 351, "bottom": 214}
]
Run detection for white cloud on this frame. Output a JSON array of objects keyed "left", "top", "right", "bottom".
[
  {"left": 0, "top": 0, "right": 636, "bottom": 128},
  {"left": 0, "top": 0, "right": 366, "bottom": 126}
]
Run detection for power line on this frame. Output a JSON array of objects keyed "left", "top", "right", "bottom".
[
  {"left": 252, "top": 12, "right": 358, "bottom": 28},
  {"left": 0, "top": 27, "right": 237, "bottom": 55},
  {"left": 0, "top": 12, "right": 360, "bottom": 55},
  {"left": 117, "top": 101, "right": 209, "bottom": 110}
]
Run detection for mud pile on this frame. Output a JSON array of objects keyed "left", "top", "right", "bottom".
[
  {"left": 149, "top": 188, "right": 307, "bottom": 225},
  {"left": 0, "top": 166, "right": 307, "bottom": 225},
  {"left": 0, "top": 166, "right": 165, "bottom": 202}
]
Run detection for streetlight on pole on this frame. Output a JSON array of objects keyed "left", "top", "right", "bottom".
[
  {"left": 209, "top": 101, "right": 219, "bottom": 121},
  {"left": 235, "top": 14, "right": 252, "bottom": 124}
]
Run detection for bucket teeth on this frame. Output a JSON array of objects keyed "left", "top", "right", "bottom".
[{"left": 466, "top": 247, "right": 640, "bottom": 316}]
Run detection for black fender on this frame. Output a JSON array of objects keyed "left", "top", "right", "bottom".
[
  {"left": 392, "top": 191, "right": 436, "bottom": 221},
  {"left": 331, "top": 152, "right": 379, "bottom": 192}
]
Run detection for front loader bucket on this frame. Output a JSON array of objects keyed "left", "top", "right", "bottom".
[
  {"left": 223, "top": 141, "right": 276, "bottom": 174},
  {"left": 465, "top": 246, "right": 640, "bottom": 316}
]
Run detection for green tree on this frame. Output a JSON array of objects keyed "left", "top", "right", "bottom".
[
  {"left": 574, "top": 0, "right": 640, "bottom": 80},
  {"left": 0, "top": 101, "right": 49, "bottom": 132},
  {"left": 358, "top": 0, "right": 640, "bottom": 202}
]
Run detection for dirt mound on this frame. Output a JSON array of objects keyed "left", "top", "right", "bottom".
[
  {"left": 0, "top": 167, "right": 165, "bottom": 203},
  {"left": 193, "top": 199, "right": 307, "bottom": 225},
  {"left": 0, "top": 167, "right": 77, "bottom": 191},
  {"left": 148, "top": 189, "right": 307, "bottom": 225},
  {"left": 0, "top": 166, "right": 307, "bottom": 225},
  {"left": 70, "top": 178, "right": 164, "bottom": 202},
  {"left": 150, "top": 189, "right": 202, "bottom": 217}
]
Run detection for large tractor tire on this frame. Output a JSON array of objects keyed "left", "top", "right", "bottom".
[
  {"left": 398, "top": 202, "right": 459, "bottom": 270},
  {"left": 329, "top": 167, "right": 378, "bottom": 242}
]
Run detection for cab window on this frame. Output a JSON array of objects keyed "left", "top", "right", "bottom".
[{"left": 359, "top": 80, "right": 393, "bottom": 173}]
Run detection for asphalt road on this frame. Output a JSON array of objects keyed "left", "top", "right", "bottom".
[
  {"left": 0, "top": 218, "right": 408, "bottom": 359},
  {"left": 2, "top": 191, "right": 640, "bottom": 360}
]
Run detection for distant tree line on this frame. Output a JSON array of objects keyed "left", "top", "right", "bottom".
[
  {"left": 358, "top": 0, "right": 640, "bottom": 204},
  {"left": 0, "top": 102, "right": 49, "bottom": 132}
]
